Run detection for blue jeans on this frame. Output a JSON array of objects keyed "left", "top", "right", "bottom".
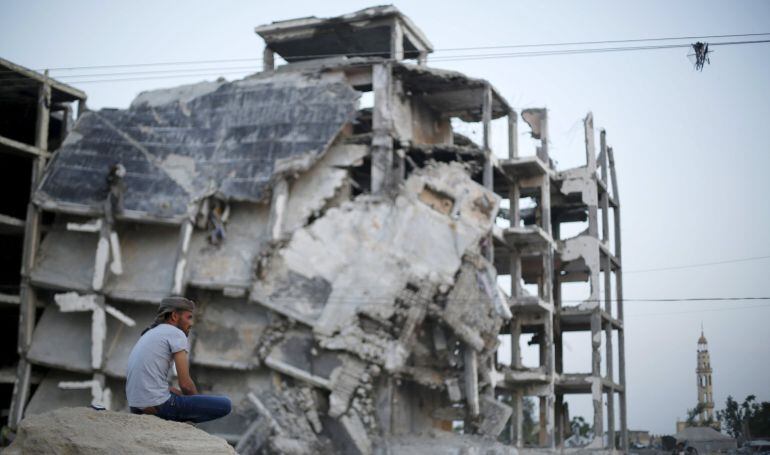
[{"left": 152, "top": 393, "right": 231, "bottom": 423}]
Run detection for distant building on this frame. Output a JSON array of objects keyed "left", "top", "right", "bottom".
[
  {"left": 628, "top": 430, "right": 651, "bottom": 447},
  {"left": 674, "top": 426, "right": 736, "bottom": 453},
  {"left": 676, "top": 327, "right": 720, "bottom": 432},
  {"left": 696, "top": 328, "right": 715, "bottom": 423}
]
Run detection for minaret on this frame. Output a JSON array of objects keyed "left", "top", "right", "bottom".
[{"left": 696, "top": 327, "right": 715, "bottom": 422}]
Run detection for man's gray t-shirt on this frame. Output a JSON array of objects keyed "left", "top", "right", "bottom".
[{"left": 125, "top": 324, "right": 189, "bottom": 408}]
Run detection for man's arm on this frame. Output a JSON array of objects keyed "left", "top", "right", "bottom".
[{"left": 172, "top": 350, "right": 198, "bottom": 396}]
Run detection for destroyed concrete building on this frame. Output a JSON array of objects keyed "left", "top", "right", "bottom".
[
  {"left": 6, "top": 6, "right": 627, "bottom": 453},
  {"left": 0, "top": 57, "right": 86, "bottom": 429}
]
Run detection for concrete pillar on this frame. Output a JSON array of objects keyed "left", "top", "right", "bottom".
[
  {"left": 77, "top": 98, "right": 87, "bottom": 119},
  {"left": 172, "top": 220, "right": 194, "bottom": 295},
  {"left": 10, "top": 73, "right": 51, "bottom": 429},
  {"left": 481, "top": 84, "right": 493, "bottom": 190},
  {"left": 592, "top": 378, "right": 604, "bottom": 446},
  {"left": 510, "top": 319, "right": 521, "bottom": 369},
  {"left": 608, "top": 145, "right": 627, "bottom": 451},
  {"left": 371, "top": 63, "right": 394, "bottom": 195},
  {"left": 584, "top": 112, "right": 596, "bottom": 171},
  {"left": 390, "top": 19, "right": 404, "bottom": 60},
  {"left": 508, "top": 110, "right": 518, "bottom": 159},
  {"left": 511, "top": 390, "right": 523, "bottom": 447},
  {"left": 591, "top": 311, "right": 604, "bottom": 441},
  {"left": 540, "top": 176, "right": 552, "bottom": 236},
  {"left": 263, "top": 46, "right": 275, "bottom": 71}
]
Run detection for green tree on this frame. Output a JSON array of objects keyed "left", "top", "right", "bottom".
[
  {"left": 522, "top": 397, "right": 538, "bottom": 446},
  {"left": 569, "top": 416, "right": 591, "bottom": 438},
  {"left": 498, "top": 396, "right": 538, "bottom": 445},
  {"left": 718, "top": 396, "right": 745, "bottom": 438},
  {"left": 718, "top": 395, "right": 770, "bottom": 440},
  {"left": 686, "top": 402, "right": 707, "bottom": 426}
]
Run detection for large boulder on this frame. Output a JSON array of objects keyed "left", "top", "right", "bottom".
[{"left": 6, "top": 407, "right": 236, "bottom": 455}]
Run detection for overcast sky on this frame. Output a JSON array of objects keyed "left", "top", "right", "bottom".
[{"left": 2, "top": 0, "right": 769, "bottom": 435}]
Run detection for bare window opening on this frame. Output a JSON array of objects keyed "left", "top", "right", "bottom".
[
  {"left": 518, "top": 128, "right": 546, "bottom": 160},
  {"left": 518, "top": 197, "right": 537, "bottom": 228},
  {"left": 559, "top": 281, "right": 591, "bottom": 309},
  {"left": 490, "top": 117, "right": 508, "bottom": 159},
  {"left": 348, "top": 156, "right": 371, "bottom": 197},
  {"left": 560, "top": 331, "right": 592, "bottom": 374},
  {"left": 497, "top": 334, "right": 512, "bottom": 367},
  {"left": 497, "top": 274, "right": 511, "bottom": 294},
  {"left": 562, "top": 394, "right": 595, "bottom": 444},
  {"left": 451, "top": 119, "right": 483, "bottom": 148},
  {"left": 521, "top": 282, "right": 539, "bottom": 299},
  {"left": 520, "top": 197, "right": 537, "bottom": 210},
  {"left": 353, "top": 108, "right": 372, "bottom": 135},
  {"left": 520, "top": 333, "right": 541, "bottom": 369},
  {"left": 496, "top": 199, "right": 510, "bottom": 228},
  {"left": 524, "top": 397, "right": 541, "bottom": 447},
  {"left": 558, "top": 220, "right": 589, "bottom": 241},
  {"left": 359, "top": 91, "right": 374, "bottom": 110},
  {"left": 599, "top": 204, "right": 614, "bottom": 247}
]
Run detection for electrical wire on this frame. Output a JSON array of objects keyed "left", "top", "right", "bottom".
[
  {"left": 625, "top": 303, "right": 770, "bottom": 318},
  {"left": 25, "top": 31, "right": 770, "bottom": 72},
  {"left": 625, "top": 254, "right": 770, "bottom": 274},
  {"left": 1, "top": 35, "right": 769, "bottom": 86}
]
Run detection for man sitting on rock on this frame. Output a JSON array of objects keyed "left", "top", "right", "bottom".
[{"left": 126, "top": 296, "right": 231, "bottom": 423}]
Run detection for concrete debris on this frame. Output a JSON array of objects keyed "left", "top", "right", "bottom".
[
  {"left": 440, "top": 255, "right": 507, "bottom": 352},
  {"left": 383, "top": 431, "right": 517, "bottom": 455},
  {"left": 478, "top": 395, "right": 513, "bottom": 437},
  {"left": 5, "top": 407, "right": 236, "bottom": 455},
  {"left": 35, "top": 72, "right": 360, "bottom": 222},
  {"left": 245, "top": 390, "right": 333, "bottom": 454}
]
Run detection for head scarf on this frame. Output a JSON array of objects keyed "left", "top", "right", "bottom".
[{"left": 141, "top": 296, "right": 196, "bottom": 335}]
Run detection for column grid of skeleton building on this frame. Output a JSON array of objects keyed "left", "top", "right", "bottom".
[
  {"left": 5, "top": 6, "right": 627, "bottom": 453},
  {"left": 493, "top": 107, "right": 628, "bottom": 450}
]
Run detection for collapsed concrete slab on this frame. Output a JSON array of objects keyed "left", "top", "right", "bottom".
[
  {"left": 251, "top": 162, "right": 499, "bottom": 338},
  {"left": 35, "top": 72, "right": 360, "bottom": 223}
]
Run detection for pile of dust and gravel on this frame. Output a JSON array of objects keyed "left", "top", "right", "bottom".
[
  {"left": 5, "top": 407, "right": 236, "bottom": 455},
  {"left": 383, "top": 431, "right": 518, "bottom": 455}
]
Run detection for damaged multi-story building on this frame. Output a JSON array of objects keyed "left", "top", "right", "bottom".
[
  {"left": 6, "top": 6, "right": 627, "bottom": 453},
  {"left": 0, "top": 57, "right": 86, "bottom": 432}
]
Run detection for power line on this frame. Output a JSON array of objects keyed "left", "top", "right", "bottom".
[
  {"left": 16, "top": 65, "right": 260, "bottom": 80},
  {"left": 625, "top": 254, "right": 770, "bottom": 274},
  {"left": 426, "top": 39, "right": 770, "bottom": 63},
  {"left": 28, "top": 31, "right": 770, "bottom": 72},
  {"left": 1, "top": 276, "right": 767, "bottom": 305},
  {"left": 616, "top": 297, "right": 770, "bottom": 302},
  {"left": 1, "top": 37, "right": 768, "bottom": 87},
  {"left": 626, "top": 303, "right": 770, "bottom": 318},
  {"left": 430, "top": 32, "right": 770, "bottom": 52}
]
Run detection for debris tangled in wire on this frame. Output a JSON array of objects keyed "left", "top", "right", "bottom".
[{"left": 692, "top": 41, "right": 711, "bottom": 71}]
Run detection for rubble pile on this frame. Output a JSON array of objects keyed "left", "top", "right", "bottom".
[{"left": 5, "top": 407, "right": 236, "bottom": 455}]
